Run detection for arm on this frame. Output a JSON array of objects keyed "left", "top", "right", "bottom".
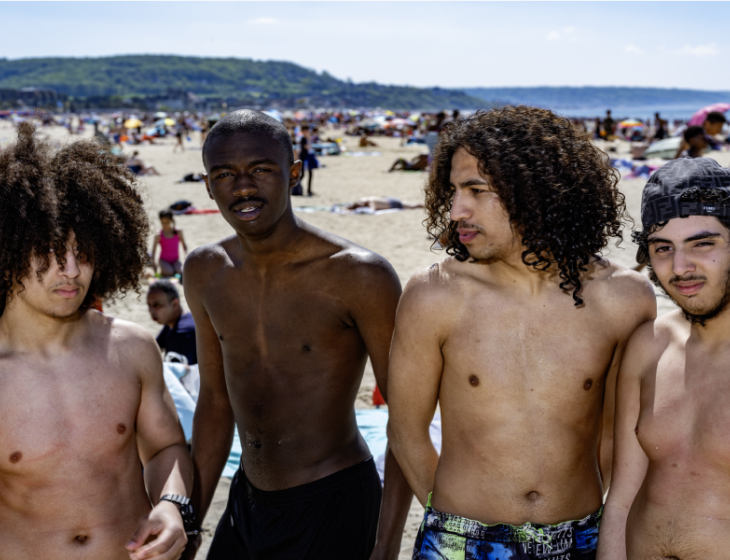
[
  {"left": 151, "top": 233, "right": 160, "bottom": 271},
  {"left": 598, "top": 268, "right": 656, "bottom": 490},
  {"left": 348, "top": 254, "right": 412, "bottom": 560},
  {"left": 387, "top": 268, "right": 447, "bottom": 506},
  {"left": 178, "top": 230, "right": 188, "bottom": 257},
  {"left": 182, "top": 252, "right": 236, "bottom": 557},
  {"left": 596, "top": 324, "right": 653, "bottom": 560},
  {"left": 125, "top": 330, "right": 193, "bottom": 560}
]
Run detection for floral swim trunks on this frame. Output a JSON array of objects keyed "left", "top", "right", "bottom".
[{"left": 413, "top": 495, "right": 601, "bottom": 560}]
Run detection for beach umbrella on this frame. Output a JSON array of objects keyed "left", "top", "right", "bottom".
[
  {"left": 620, "top": 119, "right": 643, "bottom": 127},
  {"left": 644, "top": 137, "right": 682, "bottom": 160},
  {"left": 688, "top": 103, "right": 730, "bottom": 126},
  {"left": 154, "top": 111, "right": 168, "bottom": 119},
  {"left": 123, "top": 118, "right": 142, "bottom": 129}
]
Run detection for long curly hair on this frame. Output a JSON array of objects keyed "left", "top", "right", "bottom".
[
  {"left": 425, "top": 106, "right": 625, "bottom": 305},
  {"left": 0, "top": 122, "right": 149, "bottom": 317}
]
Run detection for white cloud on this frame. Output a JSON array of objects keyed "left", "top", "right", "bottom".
[
  {"left": 251, "top": 17, "right": 277, "bottom": 24},
  {"left": 547, "top": 31, "right": 560, "bottom": 41},
  {"left": 676, "top": 43, "right": 719, "bottom": 57},
  {"left": 563, "top": 26, "right": 576, "bottom": 34},
  {"left": 624, "top": 44, "right": 644, "bottom": 55}
]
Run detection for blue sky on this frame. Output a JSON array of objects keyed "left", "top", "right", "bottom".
[{"left": 2, "top": 2, "right": 728, "bottom": 90}]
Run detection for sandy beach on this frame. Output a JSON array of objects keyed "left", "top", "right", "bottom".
[{"left": 4, "top": 120, "right": 729, "bottom": 559}]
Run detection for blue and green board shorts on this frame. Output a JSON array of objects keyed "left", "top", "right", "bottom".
[{"left": 413, "top": 494, "right": 602, "bottom": 560}]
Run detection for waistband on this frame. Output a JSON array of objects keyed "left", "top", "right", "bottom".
[
  {"left": 239, "top": 457, "right": 378, "bottom": 507},
  {"left": 422, "top": 493, "right": 602, "bottom": 544}
]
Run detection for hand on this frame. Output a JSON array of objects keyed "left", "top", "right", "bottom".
[
  {"left": 180, "top": 532, "right": 202, "bottom": 560},
  {"left": 126, "top": 500, "right": 188, "bottom": 560}
]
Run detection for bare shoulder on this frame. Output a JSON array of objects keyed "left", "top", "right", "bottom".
[
  {"left": 400, "top": 258, "right": 464, "bottom": 316},
  {"left": 586, "top": 258, "right": 656, "bottom": 317},
  {"left": 183, "top": 235, "right": 237, "bottom": 282},
  {"left": 94, "top": 312, "right": 161, "bottom": 372},
  {"left": 623, "top": 310, "right": 680, "bottom": 372}
]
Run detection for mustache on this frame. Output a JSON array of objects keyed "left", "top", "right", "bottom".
[
  {"left": 669, "top": 274, "right": 707, "bottom": 284},
  {"left": 229, "top": 196, "right": 268, "bottom": 212},
  {"left": 456, "top": 221, "right": 484, "bottom": 232},
  {"left": 49, "top": 280, "right": 84, "bottom": 290}
]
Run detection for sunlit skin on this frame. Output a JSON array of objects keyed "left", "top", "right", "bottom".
[
  {"left": 0, "top": 236, "right": 192, "bottom": 560},
  {"left": 598, "top": 216, "right": 730, "bottom": 560},
  {"left": 387, "top": 148, "right": 656, "bottom": 526},
  {"left": 183, "top": 129, "right": 412, "bottom": 559}
]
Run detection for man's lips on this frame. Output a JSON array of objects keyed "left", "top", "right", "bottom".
[
  {"left": 673, "top": 282, "right": 704, "bottom": 296},
  {"left": 53, "top": 287, "right": 80, "bottom": 298},
  {"left": 457, "top": 229, "right": 479, "bottom": 243},
  {"left": 232, "top": 203, "right": 263, "bottom": 221}
]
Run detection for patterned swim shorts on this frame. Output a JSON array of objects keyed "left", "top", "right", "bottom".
[{"left": 413, "top": 494, "right": 601, "bottom": 560}]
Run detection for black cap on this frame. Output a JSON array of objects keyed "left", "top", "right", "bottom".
[{"left": 641, "top": 157, "right": 730, "bottom": 228}]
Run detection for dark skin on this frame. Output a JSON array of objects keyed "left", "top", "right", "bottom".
[{"left": 183, "top": 130, "right": 412, "bottom": 559}]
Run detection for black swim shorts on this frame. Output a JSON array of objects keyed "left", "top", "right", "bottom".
[{"left": 207, "top": 457, "right": 382, "bottom": 560}]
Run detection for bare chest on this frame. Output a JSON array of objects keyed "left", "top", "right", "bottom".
[
  {"left": 0, "top": 357, "right": 140, "bottom": 475},
  {"left": 637, "top": 348, "right": 730, "bottom": 468},
  {"left": 440, "top": 302, "right": 617, "bottom": 403}
]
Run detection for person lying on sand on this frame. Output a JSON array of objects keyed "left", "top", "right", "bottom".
[
  {"left": 387, "top": 107, "right": 656, "bottom": 559},
  {"left": 388, "top": 153, "right": 428, "bottom": 172},
  {"left": 126, "top": 151, "right": 161, "bottom": 176},
  {"left": 0, "top": 123, "right": 194, "bottom": 560},
  {"left": 360, "top": 134, "right": 378, "bottom": 147},
  {"left": 344, "top": 196, "right": 424, "bottom": 212},
  {"left": 183, "top": 110, "right": 412, "bottom": 559}
]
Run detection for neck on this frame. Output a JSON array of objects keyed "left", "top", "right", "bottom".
[
  {"left": 476, "top": 241, "right": 562, "bottom": 297},
  {"left": 166, "top": 309, "right": 182, "bottom": 329},
  {"left": 0, "top": 300, "right": 85, "bottom": 352},
  {"left": 689, "top": 307, "right": 730, "bottom": 347},
  {"left": 236, "top": 207, "right": 308, "bottom": 270}
]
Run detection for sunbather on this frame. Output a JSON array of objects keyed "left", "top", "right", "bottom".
[
  {"left": 344, "top": 196, "right": 424, "bottom": 211},
  {"left": 388, "top": 153, "right": 428, "bottom": 172}
]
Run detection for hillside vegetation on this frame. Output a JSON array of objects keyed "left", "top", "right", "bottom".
[{"left": 0, "top": 55, "right": 484, "bottom": 110}]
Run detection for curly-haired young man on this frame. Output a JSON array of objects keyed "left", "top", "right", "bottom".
[
  {"left": 386, "top": 107, "right": 657, "bottom": 559},
  {"left": 598, "top": 158, "right": 730, "bottom": 560},
  {"left": 0, "top": 124, "right": 193, "bottom": 560}
]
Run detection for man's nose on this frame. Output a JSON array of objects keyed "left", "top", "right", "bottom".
[
  {"left": 59, "top": 250, "right": 82, "bottom": 278},
  {"left": 672, "top": 247, "right": 696, "bottom": 277},
  {"left": 233, "top": 172, "right": 258, "bottom": 198},
  {"left": 450, "top": 190, "right": 472, "bottom": 222}
]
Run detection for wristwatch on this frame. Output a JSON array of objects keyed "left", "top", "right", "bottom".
[{"left": 160, "top": 494, "right": 199, "bottom": 536}]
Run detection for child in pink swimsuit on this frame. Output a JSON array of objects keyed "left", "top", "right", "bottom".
[{"left": 151, "top": 209, "right": 187, "bottom": 278}]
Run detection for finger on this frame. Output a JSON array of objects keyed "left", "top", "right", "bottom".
[
  {"left": 126, "top": 519, "right": 159, "bottom": 551},
  {"left": 130, "top": 528, "right": 186, "bottom": 560}
]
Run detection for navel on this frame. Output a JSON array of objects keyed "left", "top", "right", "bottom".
[
  {"left": 219, "top": 334, "right": 224, "bottom": 341},
  {"left": 583, "top": 379, "right": 593, "bottom": 390},
  {"left": 526, "top": 490, "right": 540, "bottom": 501},
  {"left": 469, "top": 375, "right": 479, "bottom": 387},
  {"left": 303, "top": 345, "right": 311, "bottom": 353},
  {"left": 9, "top": 451, "right": 22, "bottom": 463},
  {"left": 74, "top": 535, "right": 89, "bottom": 544},
  {"left": 117, "top": 423, "right": 126, "bottom": 434}
]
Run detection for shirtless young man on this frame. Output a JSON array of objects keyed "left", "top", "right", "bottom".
[
  {"left": 184, "top": 110, "right": 411, "bottom": 559},
  {"left": 387, "top": 107, "right": 657, "bottom": 559},
  {"left": 598, "top": 158, "right": 730, "bottom": 560},
  {"left": 0, "top": 124, "right": 194, "bottom": 560}
]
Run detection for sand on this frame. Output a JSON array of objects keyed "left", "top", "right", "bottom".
[{"left": 3, "top": 120, "right": 729, "bottom": 558}]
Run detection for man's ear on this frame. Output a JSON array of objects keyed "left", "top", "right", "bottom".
[
  {"left": 203, "top": 174, "right": 213, "bottom": 200},
  {"left": 289, "top": 160, "right": 303, "bottom": 189}
]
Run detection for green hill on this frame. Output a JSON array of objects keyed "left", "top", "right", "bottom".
[{"left": 0, "top": 55, "right": 485, "bottom": 110}]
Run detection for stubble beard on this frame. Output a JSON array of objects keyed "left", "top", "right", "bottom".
[{"left": 659, "top": 266, "right": 730, "bottom": 327}]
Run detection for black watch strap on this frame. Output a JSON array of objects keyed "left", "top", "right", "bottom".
[{"left": 160, "top": 494, "right": 199, "bottom": 536}]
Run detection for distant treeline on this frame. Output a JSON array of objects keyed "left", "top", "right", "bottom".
[
  {"left": 463, "top": 86, "right": 730, "bottom": 109},
  {"left": 0, "top": 55, "right": 485, "bottom": 110}
]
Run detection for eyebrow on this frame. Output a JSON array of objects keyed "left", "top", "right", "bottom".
[
  {"left": 449, "top": 178, "right": 490, "bottom": 189},
  {"left": 648, "top": 231, "right": 723, "bottom": 245},
  {"left": 208, "top": 158, "right": 279, "bottom": 174}
]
